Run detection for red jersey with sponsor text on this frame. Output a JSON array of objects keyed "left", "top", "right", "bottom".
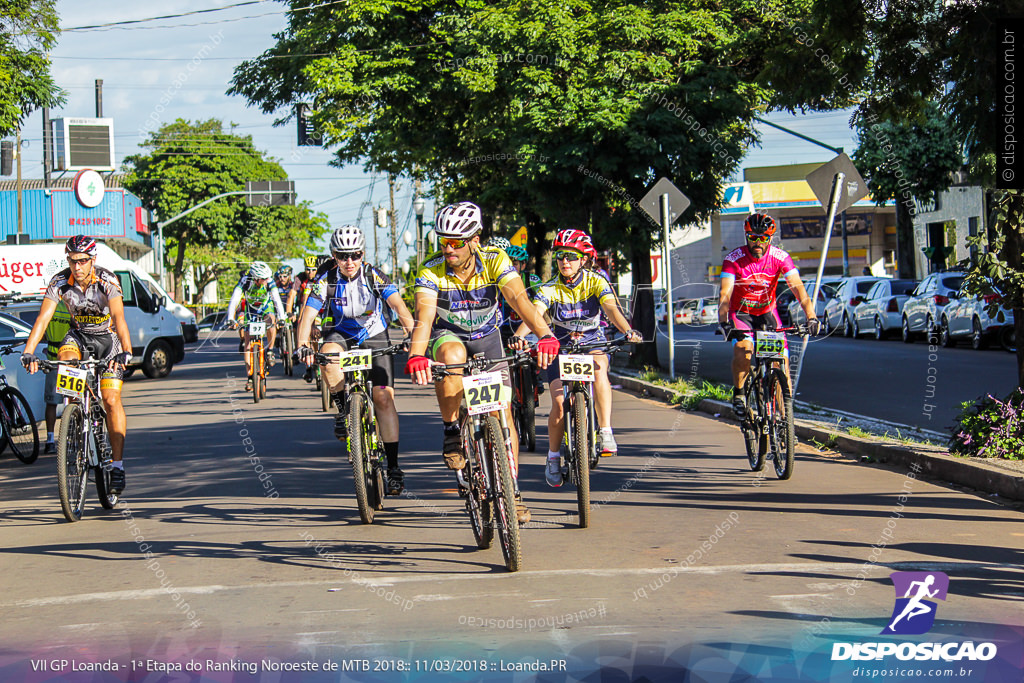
[{"left": 721, "top": 245, "right": 797, "bottom": 316}]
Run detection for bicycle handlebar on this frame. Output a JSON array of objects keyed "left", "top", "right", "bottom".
[
  {"left": 37, "top": 357, "right": 108, "bottom": 374},
  {"left": 314, "top": 343, "right": 406, "bottom": 366},
  {"left": 430, "top": 350, "right": 533, "bottom": 381}
]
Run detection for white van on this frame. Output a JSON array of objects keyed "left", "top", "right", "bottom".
[
  {"left": 123, "top": 264, "right": 198, "bottom": 342},
  {"left": 0, "top": 243, "right": 185, "bottom": 378}
]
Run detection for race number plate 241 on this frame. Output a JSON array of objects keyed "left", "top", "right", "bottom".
[
  {"left": 559, "top": 354, "right": 596, "bottom": 382},
  {"left": 755, "top": 331, "right": 786, "bottom": 359},
  {"left": 56, "top": 365, "right": 88, "bottom": 399},
  {"left": 337, "top": 349, "right": 372, "bottom": 373},
  {"left": 463, "top": 371, "right": 511, "bottom": 415}
]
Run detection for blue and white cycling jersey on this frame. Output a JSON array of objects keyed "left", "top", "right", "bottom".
[{"left": 304, "top": 263, "right": 398, "bottom": 343}]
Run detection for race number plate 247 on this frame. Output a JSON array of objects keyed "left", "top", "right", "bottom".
[
  {"left": 755, "top": 331, "right": 786, "bottom": 359},
  {"left": 559, "top": 354, "right": 596, "bottom": 382},
  {"left": 248, "top": 322, "right": 267, "bottom": 336},
  {"left": 337, "top": 349, "right": 372, "bottom": 373},
  {"left": 56, "top": 365, "right": 88, "bottom": 399},
  {"left": 463, "top": 371, "right": 511, "bottom": 416}
]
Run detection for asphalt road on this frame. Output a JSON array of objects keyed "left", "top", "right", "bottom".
[
  {"left": 656, "top": 323, "right": 1018, "bottom": 432},
  {"left": 0, "top": 334, "right": 1021, "bottom": 682}
]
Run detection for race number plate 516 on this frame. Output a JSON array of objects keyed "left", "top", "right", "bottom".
[
  {"left": 559, "top": 354, "right": 596, "bottom": 382},
  {"left": 248, "top": 322, "right": 267, "bottom": 336},
  {"left": 338, "top": 349, "right": 372, "bottom": 373},
  {"left": 56, "top": 365, "right": 88, "bottom": 399},
  {"left": 463, "top": 371, "right": 511, "bottom": 415},
  {"left": 755, "top": 331, "right": 786, "bottom": 359}
]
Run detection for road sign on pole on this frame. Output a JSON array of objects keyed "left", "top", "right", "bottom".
[
  {"left": 805, "top": 153, "right": 868, "bottom": 215},
  {"left": 245, "top": 181, "right": 295, "bottom": 207}
]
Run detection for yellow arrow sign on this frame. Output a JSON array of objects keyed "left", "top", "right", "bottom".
[{"left": 510, "top": 226, "right": 527, "bottom": 246}]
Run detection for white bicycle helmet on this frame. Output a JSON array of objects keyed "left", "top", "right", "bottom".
[
  {"left": 487, "top": 236, "right": 512, "bottom": 250},
  {"left": 330, "top": 225, "right": 365, "bottom": 252},
  {"left": 435, "top": 202, "right": 483, "bottom": 239},
  {"left": 249, "top": 261, "right": 273, "bottom": 279}
]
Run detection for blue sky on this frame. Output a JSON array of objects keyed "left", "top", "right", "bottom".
[{"left": 17, "top": 1, "right": 860, "bottom": 262}]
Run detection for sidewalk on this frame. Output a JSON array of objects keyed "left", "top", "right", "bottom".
[{"left": 610, "top": 371, "right": 1024, "bottom": 503}]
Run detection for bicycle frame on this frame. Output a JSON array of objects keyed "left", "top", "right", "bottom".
[{"left": 47, "top": 359, "right": 109, "bottom": 469}]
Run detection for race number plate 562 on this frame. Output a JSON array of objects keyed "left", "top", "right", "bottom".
[
  {"left": 463, "top": 371, "right": 511, "bottom": 415},
  {"left": 338, "top": 349, "right": 372, "bottom": 373},
  {"left": 56, "top": 365, "right": 88, "bottom": 399},
  {"left": 559, "top": 354, "right": 596, "bottom": 382},
  {"left": 755, "top": 331, "right": 786, "bottom": 359}
]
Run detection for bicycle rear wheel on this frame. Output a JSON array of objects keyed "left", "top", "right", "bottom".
[
  {"left": 485, "top": 414, "right": 521, "bottom": 572},
  {"left": 95, "top": 458, "right": 118, "bottom": 509},
  {"left": 463, "top": 411, "right": 493, "bottom": 549},
  {"left": 347, "top": 392, "right": 375, "bottom": 524},
  {"left": 767, "top": 368, "right": 795, "bottom": 480},
  {"left": 741, "top": 376, "right": 765, "bottom": 472},
  {"left": 56, "top": 404, "right": 89, "bottom": 522},
  {"left": 320, "top": 368, "right": 331, "bottom": 412},
  {"left": 2, "top": 387, "right": 39, "bottom": 464},
  {"left": 570, "top": 390, "right": 592, "bottom": 528}
]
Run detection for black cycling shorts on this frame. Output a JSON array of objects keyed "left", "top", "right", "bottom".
[
  {"left": 322, "top": 330, "right": 394, "bottom": 388},
  {"left": 429, "top": 329, "right": 510, "bottom": 386},
  {"left": 59, "top": 330, "right": 124, "bottom": 381}
]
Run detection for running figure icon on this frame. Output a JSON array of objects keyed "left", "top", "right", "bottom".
[{"left": 882, "top": 571, "right": 949, "bottom": 635}]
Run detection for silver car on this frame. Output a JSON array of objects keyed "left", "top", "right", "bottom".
[
  {"left": 822, "top": 276, "right": 889, "bottom": 337},
  {"left": 901, "top": 271, "right": 966, "bottom": 343},
  {"left": 940, "top": 284, "right": 1016, "bottom": 350},
  {"left": 788, "top": 278, "right": 840, "bottom": 327},
  {"left": 851, "top": 279, "right": 919, "bottom": 339}
]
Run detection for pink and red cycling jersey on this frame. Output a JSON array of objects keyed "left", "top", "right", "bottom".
[{"left": 720, "top": 245, "right": 799, "bottom": 317}]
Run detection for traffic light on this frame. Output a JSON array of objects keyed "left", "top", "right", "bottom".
[
  {"left": 0, "top": 140, "right": 12, "bottom": 176},
  {"left": 295, "top": 103, "right": 322, "bottom": 147}
]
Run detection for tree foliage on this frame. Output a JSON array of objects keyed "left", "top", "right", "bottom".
[
  {"left": 0, "top": 0, "right": 65, "bottom": 136},
  {"left": 122, "top": 119, "right": 329, "bottom": 302}
]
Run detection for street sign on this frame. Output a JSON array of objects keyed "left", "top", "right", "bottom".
[
  {"left": 510, "top": 226, "right": 527, "bottom": 246},
  {"left": 640, "top": 177, "right": 690, "bottom": 226},
  {"left": 245, "top": 181, "right": 295, "bottom": 207},
  {"left": 805, "top": 153, "right": 868, "bottom": 214},
  {"left": 295, "top": 103, "right": 322, "bottom": 147}
]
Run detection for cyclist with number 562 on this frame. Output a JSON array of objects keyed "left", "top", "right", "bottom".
[{"left": 20, "top": 236, "right": 134, "bottom": 495}]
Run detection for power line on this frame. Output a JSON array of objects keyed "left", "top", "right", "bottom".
[{"left": 62, "top": 0, "right": 350, "bottom": 32}]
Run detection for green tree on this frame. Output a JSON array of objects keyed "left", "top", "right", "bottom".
[
  {"left": 122, "top": 119, "right": 329, "bottom": 302},
  {"left": 852, "top": 102, "right": 962, "bottom": 279},
  {"left": 0, "top": 0, "right": 64, "bottom": 136}
]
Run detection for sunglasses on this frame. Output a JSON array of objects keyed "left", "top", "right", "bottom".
[
  {"left": 334, "top": 251, "right": 363, "bottom": 262},
  {"left": 554, "top": 250, "right": 582, "bottom": 262},
  {"left": 68, "top": 256, "right": 93, "bottom": 265},
  {"left": 441, "top": 238, "right": 469, "bottom": 249},
  {"left": 746, "top": 234, "right": 771, "bottom": 244}
]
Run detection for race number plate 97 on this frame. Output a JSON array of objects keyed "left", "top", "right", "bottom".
[
  {"left": 56, "top": 365, "right": 88, "bottom": 399},
  {"left": 338, "top": 349, "right": 372, "bottom": 373},
  {"left": 248, "top": 322, "right": 267, "bottom": 336},
  {"left": 755, "top": 331, "right": 786, "bottom": 359},
  {"left": 463, "top": 371, "right": 511, "bottom": 415},
  {"left": 559, "top": 354, "right": 596, "bottom": 382}
]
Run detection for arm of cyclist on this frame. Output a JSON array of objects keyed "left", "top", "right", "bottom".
[
  {"left": 20, "top": 297, "right": 59, "bottom": 373},
  {"left": 385, "top": 291, "right": 415, "bottom": 343},
  {"left": 599, "top": 297, "right": 642, "bottom": 342},
  {"left": 500, "top": 276, "right": 558, "bottom": 368},
  {"left": 108, "top": 295, "right": 134, "bottom": 371},
  {"left": 406, "top": 290, "right": 437, "bottom": 385},
  {"left": 785, "top": 270, "right": 821, "bottom": 335},
  {"left": 718, "top": 274, "right": 735, "bottom": 338},
  {"left": 226, "top": 285, "right": 243, "bottom": 329},
  {"left": 271, "top": 286, "right": 287, "bottom": 323},
  {"left": 294, "top": 298, "right": 320, "bottom": 366}
]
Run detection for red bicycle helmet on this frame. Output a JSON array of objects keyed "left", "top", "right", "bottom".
[
  {"left": 65, "top": 235, "right": 98, "bottom": 257},
  {"left": 743, "top": 213, "right": 776, "bottom": 238},
  {"left": 553, "top": 228, "right": 594, "bottom": 255}
]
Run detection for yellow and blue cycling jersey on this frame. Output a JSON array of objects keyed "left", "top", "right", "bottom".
[
  {"left": 305, "top": 263, "right": 397, "bottom": 344},
  {"left": 533, "top": 269, "right": 616, "bottom": 341},
  {"left": 415, "top": 246, "right": 519, "bottom": 340}
]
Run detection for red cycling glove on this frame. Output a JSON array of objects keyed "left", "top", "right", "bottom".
[
  {"left": 404, "top": 355, "right": 430, "bottom": 375},
  {"left": 537, "top": 335, "right": 560, "bottom": 356}
]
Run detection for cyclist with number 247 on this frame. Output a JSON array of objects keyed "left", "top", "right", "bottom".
[
  {"left": 717, "top": 213, "right": 821, "bottom": 418},
  {"left": 296, "top": 226, "right": 415, "bottom": 494},
  {"left": 510, "top": 229, "right": 642, "bottom": 487},
  {"left": 21, "top": 236, "right": 134, "bottom": 495},
  {"left": 406, "top": 202, "right": 560, "bottom": 525},
  {"left": 227, "top": 261, "right": 287, "bottom": 392}
]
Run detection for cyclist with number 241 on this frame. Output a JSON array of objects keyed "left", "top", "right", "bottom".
[
  {"left": 405, "top": 202, "right": 560, "bottom": 525},
  {"left": 20, "top": 236, "right": 134, "bottom": 494},
  {"left": 718, "top": 213, "right": 821, "bottom": 419},
  {"left": 296, "top": 226, "right": 415, "bottom": 493},
  {"left": 510, "top": 229, "right": 641, "bottom": 487}
]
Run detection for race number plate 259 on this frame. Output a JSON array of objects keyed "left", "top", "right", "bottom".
[
  {"left": 755, "top": 331, "right": 786, "bottom": 359},
  {"left": 56, "top": 365, "right": 88, "bottom": 399},
  {"left": 337, "top": 349, "right": 372, "bottom": 373},
  {"left": 248, "top": 322, "right": 267, "bottom": 336},
  {"left": 463, "top": 371, "right": 511, "bottom": 415},
  {"left": 559, "top": 354, "right": 596, "bottom": 382}
]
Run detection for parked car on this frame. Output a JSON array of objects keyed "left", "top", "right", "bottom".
[
  {"left": 901, "top": 271, "right": 967, "bottom": 343},
  {"left": 198, "top": 310, "right": 230, "bottom": 332},
  {"left": 851, "top": 279, "right": 919, "bottom": 339},
  {"left": 788, "top": 278, "right": 840, "bottom": 327},
  {"left": 940, "top": 283, "right": 1016, "bottom": 350},
  {"left": 822, "top": 276, "right": 889, "bottom": 337},
  {"left": 674, "top": 297, "right": 717, "bottom": 325}
]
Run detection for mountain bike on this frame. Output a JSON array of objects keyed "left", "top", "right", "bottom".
[
  {"left": 731, "top": 325, "right": 805, "bottom": 480},
  {"left": 278, "top": 320, "right": 294, "bottom": 377},
  {"left": 40, "top": 358, "right": 117, "bottom": 522},
  {"left": 556, "top": 337, "right": 631, "bottom": 528},
  {"left": 245, "top": 316, "right": 269, "bottom": 404},
  {"left": 316, "top": 342, "right": 404, "bottom": 525},
  {"left": 0, "top": 345, "right": 40, "bottom": 464},
  {"left": 432, "top": 352, "right": 526, "bottom": 572}
]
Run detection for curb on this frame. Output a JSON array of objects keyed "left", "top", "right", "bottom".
[{"left": 611, "top": 372, "right": 1024, "bottom": 502}]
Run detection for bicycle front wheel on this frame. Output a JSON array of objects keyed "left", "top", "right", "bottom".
[
  {"left": 767, "top": 368, "right": 795, "bottom": 480},
  {"left": 56, "top": 404, "right": 89, "bottom": 522},
  {"left": 741, "top": 375, "right": 765, "bottom": 472},
  {"left": 2, "top": 387, "right": 39, "bottom": 464},
  {"left": 347, "top": 392, "right": 375, "bottom": 524},
  {"left": 485, "top": 414, "right": 521, "bottom": 572},
  {"left": 463, "top": 411, "right": 493, "bottom": 549},
  {"left": 568, "top": 390, "right": 592, "bottom": 528},
  {"left": 282, "top": 331, "right": 294, "bottom": 376}
]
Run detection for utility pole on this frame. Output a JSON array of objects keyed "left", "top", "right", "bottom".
[
  {"left": 42, "top": 108, "right": 51, "bottom": 188},
  {"left": 95, "top": 79, "right": 103, "bottom": 117},
  {"left": 15, "top": 128, "right": 24, "bottom": 237},
  {"left": 388, "top": 173, "right": 398, "bottom": 278}
]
